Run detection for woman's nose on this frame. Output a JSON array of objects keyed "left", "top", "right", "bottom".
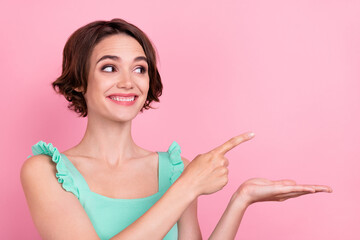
[{"left": 116, "top": 72, "right": 133, "bottom": 89}]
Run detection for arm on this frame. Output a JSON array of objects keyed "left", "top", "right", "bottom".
[
  {"left": 209, "top": 195, "right": 248, "bottom": 240},
  {"left": 208, "top": 193, "right": 249, "bottom": 240},
  {"left": 21, "top": 155, "right": 100, "bottom": 239},
  {"left": 177, "top": 157, "right": 202, "bottom": 240}
]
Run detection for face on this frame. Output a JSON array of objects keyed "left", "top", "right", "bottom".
[{"left": 83, "top": 33, "right": 150, "bottom": 122}]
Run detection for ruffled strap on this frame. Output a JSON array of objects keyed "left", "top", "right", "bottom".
[
  {"left": 28, "top": 141, "right": 80, "bottom": 199},
  {"left": 168, "top": 141, "right": 185, "bottom": 184}
]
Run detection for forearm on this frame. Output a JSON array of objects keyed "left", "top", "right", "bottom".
[
  {"left": 208, "top": 193, "right": 249, "bottom": 240},
  {"left": 110, "top": 176, "right": 197, "bottom": 240}
]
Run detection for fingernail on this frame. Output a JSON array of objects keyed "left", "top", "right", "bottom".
[{"left": 248, "top": 132, "right": 255, "bottom": 138}]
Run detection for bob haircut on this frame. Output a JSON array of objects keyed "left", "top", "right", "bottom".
[{"left": 52, "top": 18, "right": 163, "bottom": 117}]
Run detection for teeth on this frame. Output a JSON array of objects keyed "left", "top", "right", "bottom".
[{"left": 110, "top": 96, "right": 135, "bottom": 102}]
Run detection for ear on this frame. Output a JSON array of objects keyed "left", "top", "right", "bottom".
[{"left": 74, "top": 87, "right": 84, "bottom": 93}]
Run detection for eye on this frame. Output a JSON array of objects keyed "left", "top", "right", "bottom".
[
  {"left": 134, "top": 66, "right": 147, "bottom": 74},
  {"left": 101, "top": 65, "right": 116, "bottom": 72}
]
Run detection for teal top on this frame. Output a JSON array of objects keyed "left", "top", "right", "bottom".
[{"left": 28, "top": 140, "right": 185, "bottom": 240}]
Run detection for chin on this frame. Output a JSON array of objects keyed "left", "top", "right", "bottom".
[{"left": 113, "top": 107, "right": 143, "bottom": 122}]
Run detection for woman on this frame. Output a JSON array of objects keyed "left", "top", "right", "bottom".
[{"left": 20, "top": 18, "right": 332, "bottom": 240}]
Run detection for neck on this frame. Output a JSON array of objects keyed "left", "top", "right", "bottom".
[{"left": 74, "top": 112, "right": 141, "bottom": 167}]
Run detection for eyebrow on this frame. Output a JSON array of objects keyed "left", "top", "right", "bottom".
[{"left": 96, "top": 55, "right": 148, "bottom": 64}]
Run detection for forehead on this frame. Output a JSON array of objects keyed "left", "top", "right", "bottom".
[{"left": 91, "top": 33, "right": 146, "bottom": 62}]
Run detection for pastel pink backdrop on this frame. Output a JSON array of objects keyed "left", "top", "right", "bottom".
[{"left": 1, "top": 0, "right": 359, "bottom": 239}]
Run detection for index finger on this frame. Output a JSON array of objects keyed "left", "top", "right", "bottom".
[{"left": 211, "top": 132, "right": 255, "bottom": 155}]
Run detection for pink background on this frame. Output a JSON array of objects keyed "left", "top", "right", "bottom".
[{"left": 1, "top": 0, "right": 359, "bottom": 239}]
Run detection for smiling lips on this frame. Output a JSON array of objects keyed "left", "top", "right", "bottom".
[{"left": 107, "top": 93, "right": 138, "bottom": 106}]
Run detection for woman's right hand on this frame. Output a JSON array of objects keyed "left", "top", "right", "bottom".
[{"left": 180, "top": 131, "right": 255, "bottom": 197}]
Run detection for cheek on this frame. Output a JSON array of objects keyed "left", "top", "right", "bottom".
[
  {"left": 91, "top": 72, "right": 113, "bottom": 93},
  {"left": 138, "top": 77, "right": 150, "bottom": 94},
  {"left": 145, "top": 81, "right": 150, "bottom": 93},
  {"left": 85, "top": 73, "right": 109, "bottom": 104},
  {"left": 138, "top": 79, "right": 150, "bottom": 106}
]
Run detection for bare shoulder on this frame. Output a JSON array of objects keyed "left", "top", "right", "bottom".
[
  {"left": 20, "top": 154, "right": 55, "bottom": 182},
  {"left": 20, "top": 154, "right": 64, "bottom": 193},
  {"left": 20, "top": 155, "right": 99, "bottom": 239}
]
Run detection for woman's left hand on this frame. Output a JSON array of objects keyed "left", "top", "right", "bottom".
[{"left": 233, "top": 178, "right": 332, "bottom": 206}]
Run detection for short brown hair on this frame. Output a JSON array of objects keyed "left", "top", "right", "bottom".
[{"left": 52, "top": 18, "right": 163, "bottom": 117}]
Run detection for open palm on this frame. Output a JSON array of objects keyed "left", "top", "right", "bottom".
[{"left": 236, "top": 178, "right": 332, "bottom": 205}]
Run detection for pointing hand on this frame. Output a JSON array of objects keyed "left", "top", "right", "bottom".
[{"left": 181, "top": 132, "right": 255, "bottom": 196}]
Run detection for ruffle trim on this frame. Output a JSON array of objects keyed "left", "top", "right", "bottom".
[
  {"left": 168, "top": 141, "right": 184, "bottom": 184},
  {"left": 28, "top": 141, "right": 80, "bottom": 199}
]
